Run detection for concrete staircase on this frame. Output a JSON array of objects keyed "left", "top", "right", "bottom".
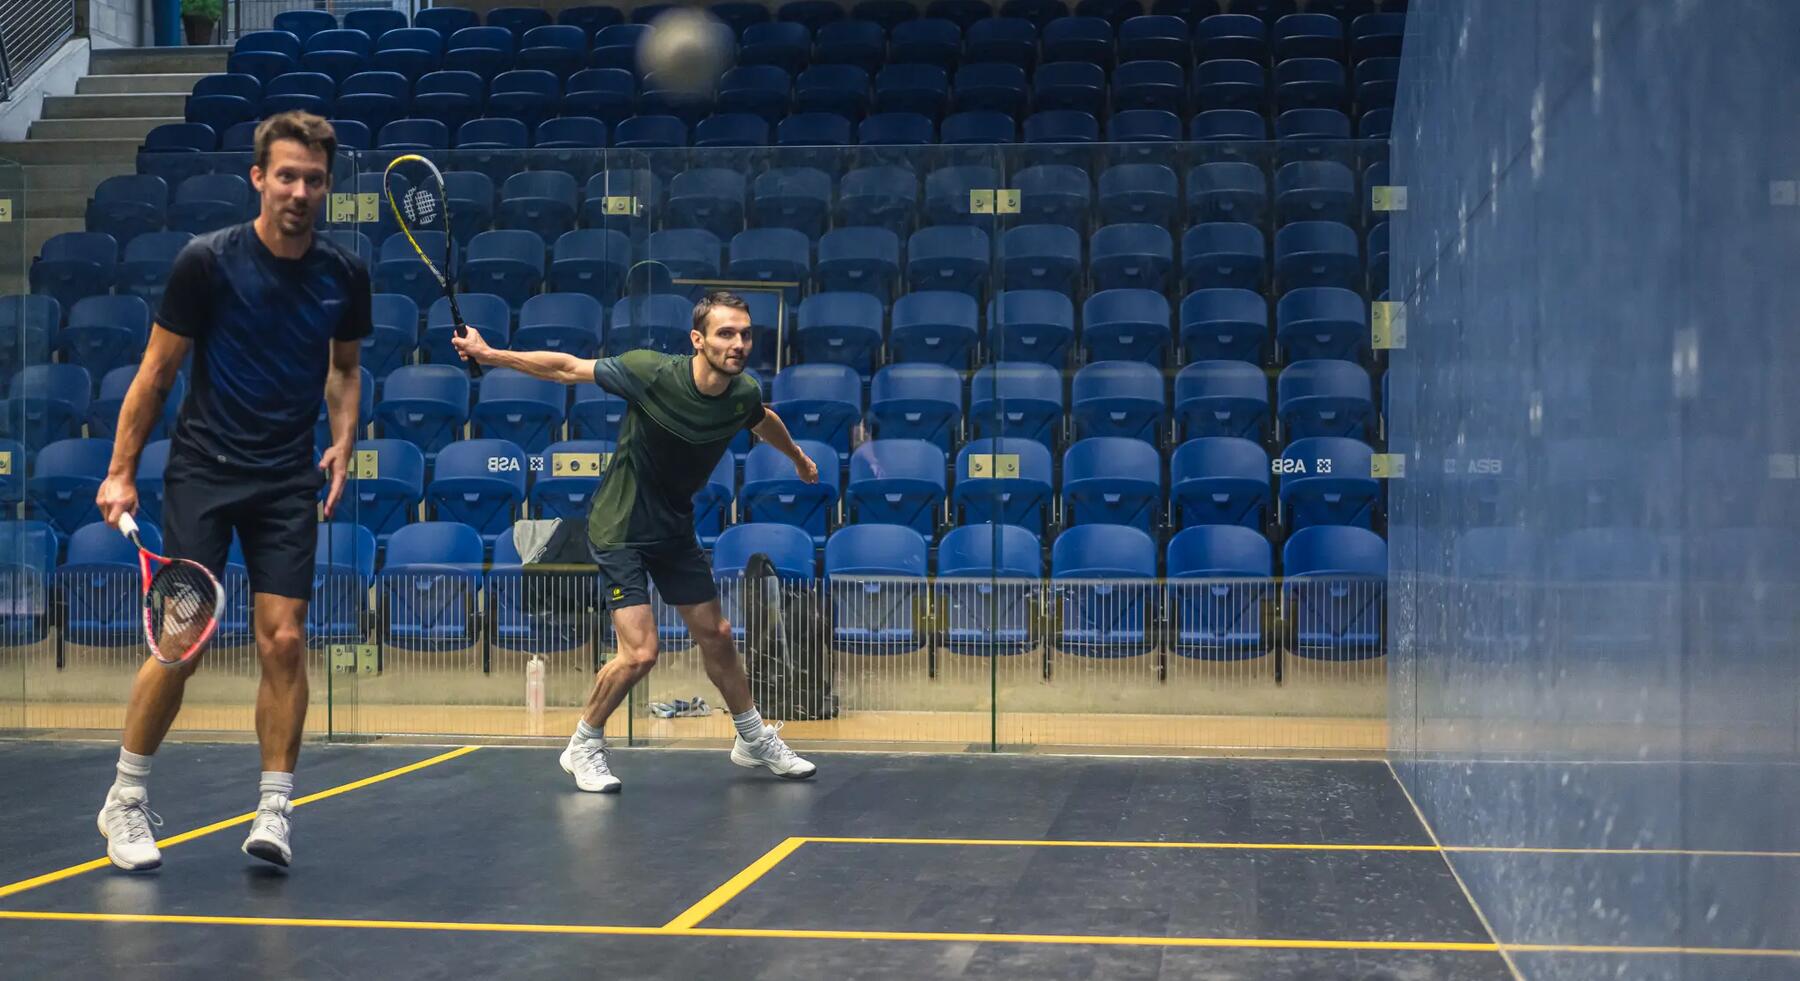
[{"left": 1, "top": 46, "right": 227, "bottom": 291}]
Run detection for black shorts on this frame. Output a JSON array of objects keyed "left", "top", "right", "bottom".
[
  {"left": 161, "top": 447, "right": 323, "bottom": 600},
  {"left": 590, "top": 536, "right": 718, "bottom": 611}
]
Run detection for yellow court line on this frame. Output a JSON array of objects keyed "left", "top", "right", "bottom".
[
  {"left": 2, "top": 910, "right": 1796, "bottom": 960},
  {"left": 662, "top": 837, "right": 808, "bottom": 930},
  {"left": 796, "top": 836, "right": 1800, "bottom": 860},
  {"left": 0, "top": 746, "right": 481, "bottom": 901}
]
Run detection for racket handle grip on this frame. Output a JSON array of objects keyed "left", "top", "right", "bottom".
[
  {"left": 117, "top": 512, "right": 139, "bottom": 537},
  {"left": 456, "top": 322, "right": 483, "bottom": 378}
]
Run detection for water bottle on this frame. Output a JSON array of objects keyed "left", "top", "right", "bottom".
[{"left": 524, "top": 655, "right": 545, "bottom": 732}]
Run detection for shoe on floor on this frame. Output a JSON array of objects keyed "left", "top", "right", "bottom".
[
  {"left": 97, "top": 785, "right": 163, "bottom": 871},
  {"left": 731, "top": 722, "right": 816, "bottom": 780},
  {"left": 242, "top": 795, "right": 293, "bottom": 868},
  {"left": 560, "top": 739, "right": 622, "bottom": 793}
]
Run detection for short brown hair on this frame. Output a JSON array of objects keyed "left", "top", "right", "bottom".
[
  {"left": 253, "top": 111, "right": 337, "bottom": 171},
  {"left": 692, "top": 290, "right": 751, "bottom": 335}
]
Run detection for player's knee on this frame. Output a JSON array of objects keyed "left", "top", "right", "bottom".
[
  {"left": 701, "top": 618, "right": 734, "bottom": 652},
  {"left": 619, "top": 637, "right": 659, "bottom": 671},
  {"left": 260, "top": 621, "right": 306, "bottom": 660}
]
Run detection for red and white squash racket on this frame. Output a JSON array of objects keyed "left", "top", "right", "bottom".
[{"left": 118, "top": 512, "right": 224, "bottom": 666}]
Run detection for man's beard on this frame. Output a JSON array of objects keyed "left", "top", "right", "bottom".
[
  {"left": 707, "top": 351, "right": 745, "bottom": 375},
  {"left": 276, "top": 206, "right": 312, "bottom": 234}
]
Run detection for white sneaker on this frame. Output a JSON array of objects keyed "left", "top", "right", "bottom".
[
  {"left": 241, "top": 795, "right": 293, "bottom": 868},
  {"left": 560, "top": 738, "right": 622, "bottom": 793},
  {"left": 97, "top": 785, "right": 163, "bottom": 871},
  {"left": 731, "top": 722, "right": 816, "bottom": 780}
]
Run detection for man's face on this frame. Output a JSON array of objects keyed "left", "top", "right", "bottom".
[
  {"left": 251, "top": 138, "right": 329, "bottom": 237},
  {"left": 693, "top": 307, "right": 752, "bottom": 375}
]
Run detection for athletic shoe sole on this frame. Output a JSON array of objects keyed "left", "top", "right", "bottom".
[
  {"left": 242, "top": 837, "right": 290, "bottom": 868},
  {"left": 559, "top": 746, "right": 622, "bottom": 793},
  {"left": 96, "top": 811, "right": 162, "bottom": 871},
  {"left": 730, "top": 746, "right": 817, "bottom": 780}
]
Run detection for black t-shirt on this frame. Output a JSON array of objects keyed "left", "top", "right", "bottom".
[{"left": 158, "top": 222, "right": 372, "bottom": 473}]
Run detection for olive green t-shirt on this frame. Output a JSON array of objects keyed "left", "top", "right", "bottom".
[{"left": 587, "top": 350, "right": 765, "bottom": 549}]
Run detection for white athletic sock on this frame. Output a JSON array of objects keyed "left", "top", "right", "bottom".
[
  {"left": 574, "top": 720, "right": 604, "bottom": 743},
  {"left": 732, "top": 708, "right": 765, "bottom": 742},
  {"left": 259, "top": 771, "right": 294, "bottom": 804},
  {"left": 114, "top": 748, "right": 152, "bottom": 792}
]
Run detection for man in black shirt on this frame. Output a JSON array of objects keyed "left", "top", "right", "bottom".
[{"left": 92, "top": 112, "right": 371, "bottom": 872}]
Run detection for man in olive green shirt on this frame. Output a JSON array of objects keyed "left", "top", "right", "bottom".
[{"left": 453, "top": 291, "right": 818, "bottom": 791}]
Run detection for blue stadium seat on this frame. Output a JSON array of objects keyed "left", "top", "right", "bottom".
[
  {"left": 838, "top": 166, "right": 917, "bottom": 236},
  {"left": 741, "top": 440, "right": 840, "bottom": 546},
  {"left": 857, "top": 112, "right": 935, "bottom": 157},
  {"left": 533, "top": 115, "right": 609, "bottom": 181},
  {"left": 1105, "top": 109, "right": 1183, "bottom": 162},
  {"left": 1274, "top": 12, "right": 1343, "bottom": 60},
  {"left": 771, "top": 363, "right": 862, "bottom": 453},
  {"left": 1277, "top": 107, "right": 1353, "bottom": 164},
  {"left": 550, "top": 228, "right": 630, "bottom": 304},
  {"left": 817, "top": 226, "right": 901, "bottom": 298},
  {"left": 323, "top": 229, "right": 375, "bottom": 266},
  {"left": 1367, "top": 221, "right": 1389, "bottom": 295},
  {"left": 1275, "top": 220, "right": 1360, "bottom": 291},
  {"left": 415, "top": 7, "right": 479, "bottom": 39},
  {"left": 1197, "top": 14, "right": 1266, "bottom": 62},
  {"left": 714, "top": 523, "right": 815, "bottom": 583},
  {"left": 55, "top": 518, "right": 152, "bottom": 646},
  {"left": 590, "top": 24, "right": 650, "bottom": 71},
  {"left": 1119, "top": 14, "right": 1190, "bottom": 62},
  {"left": 456, "top": 117, "right": 531, "bottom": 185},
  {"left": 846, "top": 439, "right": 946, "bottom": 535},
  {"left": 1071, "top": 360, "right": 1166, "bottom": 443},
  {"left": 372, "top": 28, "right": 446, "bottom": 82},
  {"left": 817, "top": 19, "right": 887, "bottom": 73},
  {"left": 1278, "top": 59, "right": 1349, "bottom": 120},
  {"left": 515, "top": 292, "right": 602, "bottom": 358},
  {"left": 272, "top": 10, "right": 334, "bottom": 43},
  {"left": 795, "top": 292, "right": 883, "bottom": 376},
  {"left": 364, "top": 293, "right": 419, "bottom": 379},
  {"left": 488, "top": 69, "right": 562, "bottom": 130},
  {"left": 89, "top": 369, "right": 184, "bottom": 443},
  {"left": 1277, "top": 286, "right": 1368, "bottom": 361},
  {"left": 310, "top": 522, "right": 376, "bottom": 641},
  {"left": 875, "top": 63, "right": 950, "bottom": 119},
  {"left": 301, "top": 29, "right": 374, "bottom": 84},
  {"left": 168, "top": 173, "right": 252, "bottom": 234},
  {"left": 781, "top": 0, "right": 843, "bottom": 31},
  {"left": 997, "top": 0, "right": 1062, "bottom": 28},
  {"left": 1043, "top": 15, "right": 1113, "bottom": 66},
  {"left": 1283, "top": 524, "right": 1385, "bottom": 659},
  {"left": 184, "top": 92, "right": 257, "bottom": 136},
  {"left": 345, "top": 8, "right": 405, "bottom": 37},
  {"left": 560, "top": 4, "right": 626, "bottom": 34},
  {"left": 1275, "top": 160, "right": 1357, "bottom": 225},
  {"left": 0, "top": 296, "right": 55, "bottom": 383},
  {"left": 580, "top": 168, "right": 659, "bottom": 233},
  {"left": 1012, "top": 165, "right": 1091, "bottom": 232},
  {"left": 1356, "top": 56, "right": 1399, "bottom": 113},
  {"left": 936, "top": 522, "right": 1041, "bottom": 656},
  {"left": 739, "top": 21, "right": 811, "bottom": 74},
  {"left": 1032, "top": 63, "right": 1105, "bottom": 119},
  {"left": 751, "top": 167, "right": 831, "bottom": 238},
  {"left": 0, "top": 520, "right": 57, "bottom": 643},
  {"left": 964, "top": 17, "right": 1038, "bottom": 67},
  {"left": 375, "top": 364, "right": 470, "bottom": 462},
  {"left": 425, "top": 293, "right": 510, "bottom": 365},
  {"left": 411, "top": 71, "right": 484, "bottom": 132},
  {"left": 777, "top": 113, "right": 856, "bottom": 173},
  {"left": 793, "top": 66, "right": 869, "bottom": 122},
  {"left": 969, "top": 362, "right": 1063, "bottom": 449},
  {"left": 1171, "top": 436, "right": 1270, "bottom": 529},
  {"left": 1188, "top": 161, "right": 1269, "bottom": 225},
  {"left": 644, "top": 227, "right": 722, "bottom": 284},
  {"left": 426, "top": 438, "right": 526, "bottom": 546},
  {"left": 608, "top": 294, "right": 692, "bottom": 354},
  {"left": 377, "top": 520, "right": 485, "bottom": 648},
  {"left": 1098, "top": 164, "right": 1178, "bottom": 226},
  {"left": 728, "top": 228, "right": 811, "bottom": 296},
  {"left": 996, "top": 224, "right": 1081, "bottom": 295},
  {"left": 136, "top": 441, "right": 169, "bottom": 523},
  {"left": 4, "top": 364, "right": 92, "bottom": 446},
  {"left": 1052, "top": 524, "right": 1157, "bottom": 657},
  {"left": 1063, "top": 436, "right": 1161, "bottom": 531},
  {"left": 518, "top": 24, "right": 587, "bottom": 78},
  {"left": 433, "top": 170, "right": 492, "bottom": 247},
  {"left": 989, "top": 289, "right": 1075, "bottom": 366},
  {"left": 1167, "top": 524, "right": 1273, "bottom": 660},
  {"left": 59, "top": 295, "right": 149, "bottom": 382},
  {"left": 1189, "top": 109, "right": 1267, "bottom": 151},
  {"left": 1111, "top": 59, "right": 1185, "bottom": 115},
  {"left": 952, "top": 62, "right": 1028, "bottom": 116},
  {"left": 379, "top": 117, "right": 450, "bottom": 150},
  {"left": 460, "top": 230, "right": 545, "bottom": 308},
  {"left": 471, "top": 368, "right": 566, "bottom": 453},
  {"left": 906, "top": 225, "right": 989, "bottom": 297},
  {"left": 529, "top": 438, "right": 614, "bottom": 522},
  {"left": 1279, "top": 436, "right": 1377, "bottom": 530},
  {"left": 346, "top": 438, "right": 425, "bottom": 545},
  {"left": 31, "top": 232, "right": 116, "bottom": 312},
  {"left": 825, "top": 523, "right": 930, "bottom": 655},
  {"left": 1180, "top": 288, "right": 1268, "bottom": 363},
  {"left": 443, "top": 26, "right": 515, "bottom": 82},
  {"left": 498, "top": 170, "right": 579, "bottom": 241},
  {"left": 666, "top": 168, "right": 747, "bottom": 239},
  {"left": 1090, "top": 222, "right": 1172, "bottom": 292},
  {"left": 1083, "top": 289, "right": 1171, "bottom": 365},
  {"left": 693, "top": 112, "right": 770, "bottom": 148},
  {"left": 1175, "top": 359, "right": 1270, "bottom": 440},
  {"left": 261, "top": 70, "right": 335, "bottom": 116},
  {"left": 1278, "top": 359, "right": 1373, "bottom": 439},
  {"left": 869, "top": 363, "right": 962, "bottom": 451},
  {"left": 954, "top": 437, "right": 1053, "bottom": 531},
  {"left": 692, "top": 451, "right": 735, "bottom": 547},
  {"left": 1350, "top": 12, "right": 1403, "bottom": 61},
  {"left": 1182, "top": 222, "right": 1266, "bottom": 291},
  {"left": 26, "top": 437, "right": 110, "bottom": 539},
  {"left": 226, "top": 37, "right": 297, "bottom": 83},
  {"left": 614, "top": 114, "right": 689, "bottom": 150},
  {"left": 562, "top": 69, "right": 634, "bottom": 125},
  {"left": 853, "top": 0, "right": 916, "bottom": 30},
  {"left": 1079, "top": 0, "right": 1145, "bottom": 29},
  {"left": 938, "top": 112, "right": 1015, "bottom": 147},
  {"left": 569, "top": 385, "right": 625, "bottom": 440},
  {"left": 890, "top": 290, "right": 978, "bottom": 366},
  {"left": 85, "top": 175, "right": 166, "bottom": 247},
  {"left": 115, "top": 230, "right": 189, "bottom": 311},
  {"left": 890, "top": 17, "right": 960, "bottom": 66},
  {"left": 717, "top": 65, "right": 792, "bottom": 124},
  {"left": 489, "top": 6, "right": 552, "bottom": 45}
]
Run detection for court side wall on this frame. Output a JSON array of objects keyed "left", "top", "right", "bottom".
[{"left": 1386, "top": 0, "right": 1800, "bottom": 969}]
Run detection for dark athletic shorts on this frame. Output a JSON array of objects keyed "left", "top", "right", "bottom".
[
  {"left": 161, "top": 446, "right": 323, "bottom": 599},
  {"left": 590, "top": 536, "right": 718, "bottom": 611}
]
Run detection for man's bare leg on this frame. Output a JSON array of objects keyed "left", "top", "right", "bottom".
[
  {"left": 561, "top": 604, "right": 658, "bottom": 793},
  {"left": 241, "top": 593, "right": 309, "bottom": 868},
  {"left": 676, "top": 599, "right": 816, "bottom": 780}
]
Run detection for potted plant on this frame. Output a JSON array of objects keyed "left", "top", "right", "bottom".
[{"left": 182, "top": 0, "right": 221, "bottom": 45}]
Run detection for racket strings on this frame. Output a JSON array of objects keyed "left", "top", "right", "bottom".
[{"left": 148, "top": 563, "right": 219, "bottom": 650}]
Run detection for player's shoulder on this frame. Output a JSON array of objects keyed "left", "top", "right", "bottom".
[
  {"left": 731, "top": 370, "right": 764, "bottom": 400},
  {"left": 310, "top": 230, "right": 370, "bottom": 276},
  {"left": 622, "top": 349, "right": 682, "bottom": 375},
  {"left": 182, "top": 223, "right": 242, "bottom": 261}
]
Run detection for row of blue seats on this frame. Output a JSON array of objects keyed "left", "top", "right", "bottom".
[
  {"left": 0, "top": 515, "right": 1386, "bottom": 659},
  {"left": 3, "top": 430, "right": 1383, "bottom": 551},
  {"left": 247, "top": 3, "right": 1404, "bottom": 41},
  {"left": 193, "top": 57, "right": 1398, "bottom": 138},
  {"left": 228, "top": 11, "right": 1404, "bottom": 86}
]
